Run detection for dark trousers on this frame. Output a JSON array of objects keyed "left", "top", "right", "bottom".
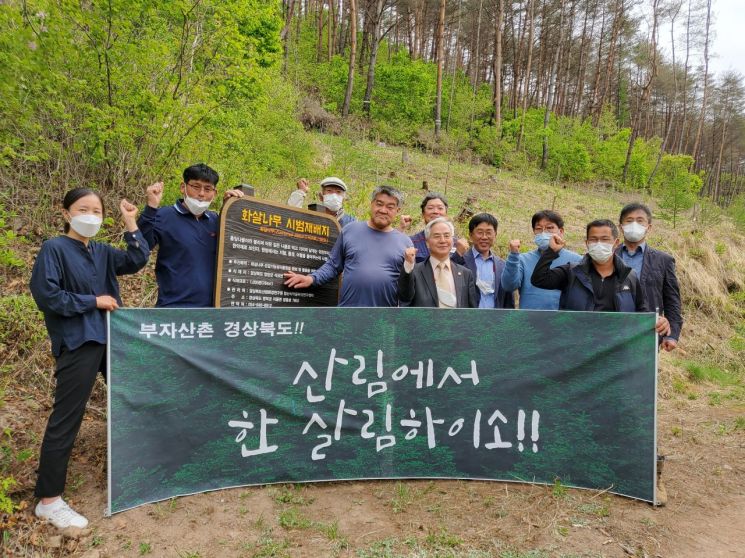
[{"left": 34, "top": 342, "right": 106, "bottom": 498}]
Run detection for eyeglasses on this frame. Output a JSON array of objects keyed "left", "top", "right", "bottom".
[
  {"left": 472, "top": 230, "right": 495, "bottom": 238},
  {"left": 186, "top": 182, "right": 217, "bottom": 194}
]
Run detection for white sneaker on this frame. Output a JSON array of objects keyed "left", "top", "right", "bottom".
[{"left": 35, "top": 498, "right": 89, "bottom": 529}]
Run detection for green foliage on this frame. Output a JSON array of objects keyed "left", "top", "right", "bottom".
[
  {"left": 728, "top": 193, "right": 745, "bottom": 231},
  {"left": 0, "top": 476, "right": 16, "bottom": 515},
  {"left": 278, "top": 507, "right": 311, "bottom": 529},
  {"left": 0, "top": 204, "right": 23, "bottom": 269},
  {"left": 684, "top": 361, "right": 740, "bottom": 386},
  {"left": 651, "top": 155, "right": 703, "bottom": 226},
  {"left": 0, "top": 295, "right": 46, "bottom": 356},
  {"left": 0, "top": 0, "right": 309, "bottom": 228}
]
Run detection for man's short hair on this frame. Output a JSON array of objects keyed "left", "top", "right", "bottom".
[
  {"left": 586, "top": 219, "right": 619, "bottom": 239},
  {"left": 619, "top": 202, "right": 652, "bottom": 223},
  {"left": 371, "top": 185, "right": 404, "bottom": 207},
  {"left": 531, "top": 210, "right": 564, "bottom": 230},
  {"left": 183, "top": 163, "right": 219, "bottom": 186},
  {"left": 468, "top": 213, "right": 499, "bottom": 233},
  {"left": 420, "top": 192, "right": 448, "bottom": 213},
  {"left": 424, "top": 217, "right": 455, "bottom": 239}
]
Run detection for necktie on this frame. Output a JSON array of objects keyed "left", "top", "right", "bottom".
[{"left": 435, "top": 262, "right": 456, "bottom": 308}]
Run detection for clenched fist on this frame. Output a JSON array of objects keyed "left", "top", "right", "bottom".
[
  {"left": 119, "top": 199, "right": 139, "bottom": 232},
  {"left": 146, "top": 181, "right": 164, "bottom": 209},
  {"left": 508, "top": 239, "right": 521, "bottom": 253},
  {"left": 548, "top": 233, "right": 566, "bottom": 252}
]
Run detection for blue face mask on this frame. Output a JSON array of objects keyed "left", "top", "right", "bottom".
[{"left": 534, "top": 232, "right": 552, "bottom": 250}]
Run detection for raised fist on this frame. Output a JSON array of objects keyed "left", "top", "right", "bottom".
[
  {"left": 548, "top": 233, "right": 566, "bottom": 252},
  {"left": 146, "top": 181, "right": 164, "bottom": 208}
]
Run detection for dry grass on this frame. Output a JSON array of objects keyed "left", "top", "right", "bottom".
[{"left": 1, "top": 134, "right": 744, "bottom": 557}]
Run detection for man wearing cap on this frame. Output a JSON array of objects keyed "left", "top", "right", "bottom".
[{"left": 286, "top": 176, "right": 356, "bottom": 228}]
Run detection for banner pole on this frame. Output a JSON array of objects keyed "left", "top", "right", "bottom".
[{"left": 105, "top": 310, "right": 112, "bottom": 517}]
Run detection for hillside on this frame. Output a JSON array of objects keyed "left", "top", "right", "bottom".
[{"left": 1, "top": 134, "right": 744, "bottom": 557}]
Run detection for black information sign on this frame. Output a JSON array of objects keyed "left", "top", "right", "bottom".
[{"left": 215, "top": 197, "right": 341, "bottom": 307}]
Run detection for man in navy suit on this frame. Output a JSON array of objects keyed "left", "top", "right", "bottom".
[
  {"left": 617, "top": 203, "right": 683, "bottom": 352},
  {"left": 462, "top": 213, "right": 514, "bottom": 309},
  {"left": 398, "top": 217, "right": 478, "bottom": 308}
]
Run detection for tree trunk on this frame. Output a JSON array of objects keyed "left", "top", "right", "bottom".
[
  {"left": 281, "top": 0, "right": 296, "bottom": 74},
  {"left": 516, "top": 0, "right": 535, "bottom": 150},
  {"left": 362, "top": 0, "right": 385, "bottom": 118},
  {"left": 623, "top": 0, "right": 659, "bottom": 184},
  {"left": 341, "top": 0, "right": 357, "bottom": 117},
  {"left": 434, "top": 0, "right": 446, "bottom": 138},
  {"left": 493, "top": 0, "right": 504, "bottom": 129},
  {"left": 542, "top": 0, "right": 565, "bottom": 170},
  {"left": 690, "top": 0, "right": 711, "bottom": 169}
]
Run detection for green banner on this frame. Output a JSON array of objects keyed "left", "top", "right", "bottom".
[{"left": 107, "top": 308, "right": 658, "bottom": 514}]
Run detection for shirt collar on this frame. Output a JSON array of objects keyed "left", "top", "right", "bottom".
[
  {"left": 471, "top": 246, "right": 494, "bottom": 261},
  {"left": 174, "top": 199, "right": 214, "bottom": 220},
  {"left": 622, "top": 242, "right": 646, "bottom": 256},
  {"left": 429, "top": 255, "right": 450, "bottom": 271}
]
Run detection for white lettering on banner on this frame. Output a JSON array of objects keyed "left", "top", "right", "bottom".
[
  {"left": 138, "top": 321, "right": 305, "bottom": 339},
  {"left": 226, "top": 348, "right": 542, "bottom": 461}
]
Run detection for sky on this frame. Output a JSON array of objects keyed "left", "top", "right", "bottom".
[
  {"left": 708, "top": 0, "right": 745, "bottom": 78},
  {"left": 655, "top": 0, "right": 745, "bottom": 80}
]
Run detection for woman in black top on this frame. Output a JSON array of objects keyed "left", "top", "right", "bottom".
[{"left": 29, "top": 188, "right": 149, "bottom": 529}]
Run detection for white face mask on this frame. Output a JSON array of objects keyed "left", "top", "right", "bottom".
[
  {"left": 184, "top": 194, "right": 211, "bottom": 216},
  {"left": 587, "top": 242, "right": 615, "bottom": 264},
  {"left": 622, "top": 222, "right": 648, "bottom": 243},
  {"left": 476, "top": 278, "right": 495, "bottom": 295},
  {"left": 69, "top": 214, "right": 102, "bottom": 238},
  {"left": 323, "top": 193, "right": 344, "bottom": 213}
]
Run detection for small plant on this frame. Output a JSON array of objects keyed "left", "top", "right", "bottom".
[
  {"left": 278, "top": 507, "right": 311, "bottom": 529},
  {"left": 272, "top": 484, "right": 313, "bottom": 506},
  {"left": 671, "top": 426, "right": 682, "bottom": 437},
  {"left": 391, "top": 482, "right": 414, "bottom": 513},
  {"left": 139, "top": 542, "right": 152, "bottom": 555},
  {"left": 424, "top": 528, "right": 463, "bottom": 548},
  {"left": 252, "top": 536, "right": 290, "bottom": 558},
  {"left": 90, "top": 534, "right": 104, "bottom": 547},
  {"left": 0, "top": 476, "right": 17, "bottom": 515},
  {"left": 734, "top": 417, "right": 745, "bottom": 431},
  {"left": 551, "top": 478, "right": 567, "bottom": 498},
  {"left": 578, "top": 502, "right": 610, "bottom": 517}
]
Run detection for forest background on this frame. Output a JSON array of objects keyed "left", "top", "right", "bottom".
[{"left": 1, "top": 0, "right": 744, "bottom": 557}]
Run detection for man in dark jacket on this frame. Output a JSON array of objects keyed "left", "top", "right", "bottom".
[
  {"left": 398, "top": 217, "right": 478, "bottom": 308},
  {"left": 531, "top": 219, "right": 670, "bottom": 335},
  {"left": 618, "top": 203, "right": 683, "bottom": 352}
]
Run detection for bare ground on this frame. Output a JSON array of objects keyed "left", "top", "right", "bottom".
[{"left": 3, "top": 354, "right": 744, "bottom": 558}]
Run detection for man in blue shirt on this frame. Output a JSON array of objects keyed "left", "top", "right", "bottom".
[
  {"left": 501, "top": 210, "right": 582, "bottom": 309},
  {"left": 137, "top": 163, "right": 244, "bottom": 307},
  {"left": 283, "top": 185, "right": 413, "bottom": 307},
  {"left": 461, "top": 213, "right": 513, "bottom": 308}
]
